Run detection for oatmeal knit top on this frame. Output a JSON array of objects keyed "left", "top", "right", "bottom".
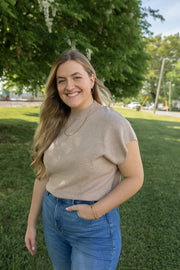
[{"left": 44, "top": 101, "right": 137, "bottom": 201}]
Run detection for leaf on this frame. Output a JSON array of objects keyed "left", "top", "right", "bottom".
[{"left": 6, "top": 8, "right": 17, "bottom": 19}]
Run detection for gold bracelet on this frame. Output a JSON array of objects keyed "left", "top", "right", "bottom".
[{"left": 91, "top": 204, "right": 98, "bottom": 219}]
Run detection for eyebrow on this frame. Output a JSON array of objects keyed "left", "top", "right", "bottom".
[{"left": 57, "top": 72, "right": 83, "bottom": 78}]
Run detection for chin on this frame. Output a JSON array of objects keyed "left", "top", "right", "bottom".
[{"left": 67, "top": 101, "right": 82, "bottom": 110}]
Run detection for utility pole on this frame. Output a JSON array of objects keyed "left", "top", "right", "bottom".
[
  {"left": 154, "top": 58, "right": 167, "bottom": 114},
  {"left": 169, "top": 81, "right": 172, "bottom": 111}
]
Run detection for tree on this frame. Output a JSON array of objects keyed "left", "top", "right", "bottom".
[
  {"left": 143, "top": 34, "right": 180, "bottom": 102},
  {"left": 0, "top": 0, "right": 156, "bottom": 97},
  {"left": 166, "top": 61, "right": 180, "bottom": 100}
]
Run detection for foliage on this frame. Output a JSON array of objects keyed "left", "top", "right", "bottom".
[
  {"left": 143, "top": 34, "right": 180, "bottom": 102},
  {"left": 0, "top": 0, "right": 157, "bottom": 98},
  {"left": 166, "top": 61, "right": 180, "bottom": 100},
  {"left": 0, "top": 105, "right": 180, "bottom": 269}
]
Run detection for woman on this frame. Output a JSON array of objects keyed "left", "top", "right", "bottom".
[{"left": 25, "top": 49, "right": 144, "bottom": 270}]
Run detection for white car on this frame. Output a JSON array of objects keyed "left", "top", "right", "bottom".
[
  {"left": 157, "top": 104, "right": 166, "bottom": 111},
  {"left": 128, "top": 102, "right": 141, "bottom": 109},
  {"left": 144, "top": 103, "right": 154, "bottom": 110}
]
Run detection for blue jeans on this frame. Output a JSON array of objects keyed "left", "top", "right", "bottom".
[{"left": 42, "top": 191, "right": 121, "bottom": 270}]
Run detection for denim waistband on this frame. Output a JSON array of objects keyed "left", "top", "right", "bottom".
[{"left": 45, "top": 190, "right": 97, "bottom": 205}]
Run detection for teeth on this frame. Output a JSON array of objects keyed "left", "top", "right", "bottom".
[{"left": 67, "top": 92, "right": 79, "bottom": 97}]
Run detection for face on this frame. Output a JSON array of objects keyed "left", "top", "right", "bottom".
[{"left": 56, "top": 60, "right": 95, "bottom": 110}]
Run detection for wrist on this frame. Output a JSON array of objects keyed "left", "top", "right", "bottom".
[
  {"left": 90, "top": 204, "right": 99, "bottom": 219},
  {"left": 27, "top": 216, "right": 37, "bottom": 228},
  {"left": 27, "top": 222, "right": 37, "bottom": 229}
]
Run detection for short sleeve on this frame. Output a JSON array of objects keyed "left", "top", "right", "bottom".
[{"left": 104, "top": 109, "right": 137, "bottom": 165}]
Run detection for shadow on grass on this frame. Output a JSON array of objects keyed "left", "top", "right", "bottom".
[
  {"left": 127, "top": 117, "right": 180, "bottom": 145},
  {"left": 0, "top": 119, "right": 37, "bottom": 144},
  {"left": 23, "top": 113, "right": 40, "bottom": 117},
  {"left": 127, "top": 117, "right": 180, "bottom": 182}
]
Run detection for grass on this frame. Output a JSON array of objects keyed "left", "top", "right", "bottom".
[{"left": 0, "top": 106, "right": 180, "bottom": 269}]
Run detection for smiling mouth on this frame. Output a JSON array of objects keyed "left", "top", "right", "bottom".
[{"left": 67, "top": 92, "right": 80, "bottom": 97}]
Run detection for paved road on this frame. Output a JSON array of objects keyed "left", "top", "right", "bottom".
[
  {"left": 0, "top": 100, "right": 42, "bottom": 107},
  {"left": 141, "top": 109, "right": 180, "bottom": 118}
]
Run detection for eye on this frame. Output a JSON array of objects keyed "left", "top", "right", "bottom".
[
  {"left": 74, "top": 76, "right": 82, "bottom": 80},
  {"left": 57, "top": 79, "right": 65, "bottom": 84}
]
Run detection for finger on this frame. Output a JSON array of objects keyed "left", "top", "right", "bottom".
[
  {"left": 30, "top": 240, "right": 37, "bottom": 255},
  {"left": 25, "top": 238, "right": 31, "bottom": 253},
  {"left": 66, "top": 205, "right": 80, "bottom": 212},
  {"left": 31, "top": 246, "right": 37, "bottom": 256},
  {"left": 25, "top": 238, "right": 37, "bottom": 256}
]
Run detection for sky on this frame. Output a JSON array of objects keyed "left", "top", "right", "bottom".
[{"left": 141, "top": 0, "right": 180, "bottom": 36}]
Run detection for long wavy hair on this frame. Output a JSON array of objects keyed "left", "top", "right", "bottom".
[{"left": 31, "top": 49, "right": 111, "bottom": 179}]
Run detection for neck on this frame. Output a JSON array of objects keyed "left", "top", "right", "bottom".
[
  {"left": 71, "top": 97, "right": 94, "bottom": 112},
  {"left": 71, "top": 99, "right": 94, "bottom": 112},
  {"left": 64, "top": 100, "right": 97, "bottom": 136}
]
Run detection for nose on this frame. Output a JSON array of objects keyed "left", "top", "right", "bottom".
[{"left": 66, "top": 79, "right": 74, "bottom": 91}]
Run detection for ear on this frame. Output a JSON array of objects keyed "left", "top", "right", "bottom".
[{"left": 90, "top": 74, "right": 95, "bottom": 89}]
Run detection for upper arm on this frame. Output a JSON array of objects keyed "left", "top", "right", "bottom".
[{"left": 118, "top": 140, "right": 144, "bottom": 184}]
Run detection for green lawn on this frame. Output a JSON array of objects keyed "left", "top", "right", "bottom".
[{"left": 0, "top": 106, "right": 179, "bottom": 270}]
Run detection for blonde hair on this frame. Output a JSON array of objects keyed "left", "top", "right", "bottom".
[{"left": 31, "top": 49, "right": 111, "bottom": 179}]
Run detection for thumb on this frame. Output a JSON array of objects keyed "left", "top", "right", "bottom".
[
  {"left": 66, "top": 205, "right": 79, "bottom": 212},
  {"left": 31, "top": 239, "right": 36, "bottom": 251},
  {"left": 30, "top": 239, "right": 37, "bottom": 255}
]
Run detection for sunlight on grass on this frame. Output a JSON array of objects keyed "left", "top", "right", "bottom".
[
  {"left": 115, "top": 107, "right": 180, "bottom": 122},
  {"left": 164, "top": 137, "right": 180, "bottom": 142},
  {"left": 167, "top": 125, "right": 180, "bottom": 129},
  {"left": 0, "top": 106, "right": 40, "bottom": 123}
]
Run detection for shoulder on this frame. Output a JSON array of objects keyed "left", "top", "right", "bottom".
[
  {"left": 97, "top": 105, "right": 129, "bottom": 128},
  {"left": 96, "top": 105, "right": 137, "bottom": 141}
]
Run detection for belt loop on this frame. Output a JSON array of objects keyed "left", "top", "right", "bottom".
[{"left": 72, "top": 199, "right": 75, "bottom": 204}]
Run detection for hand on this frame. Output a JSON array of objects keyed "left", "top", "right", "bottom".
[
  {"left": 66, "top": 204, "right": 96, "bottom": 220},
  {"left": 25, "top": 226, "right": 37, "bottom": 256}
]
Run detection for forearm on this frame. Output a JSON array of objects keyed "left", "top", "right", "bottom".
[
  {"left": 94, "top": 176, "right": 143, "bottom": 218},
  {"left": 27, "top": 177, "right": 48, "bottom": 228}
]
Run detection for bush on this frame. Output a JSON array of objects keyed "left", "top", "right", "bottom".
[{"left": 136, "top": 105, "right": 141, "bottom": 111}]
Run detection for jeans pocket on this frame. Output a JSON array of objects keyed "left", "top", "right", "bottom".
[
  {"left": 76, "top": 210, "right": 108, "bottom": 226},
  {"left": 76, "top": 211, "right": 94, "bottom": 222}
]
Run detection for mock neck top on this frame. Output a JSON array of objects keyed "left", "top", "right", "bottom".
[
  {"left": 44, "top": 101, "right": 137, "bottom": 201},
  {"left": 63, "top": 101, "right": 101, "bottom": 136},
  {"left": 70, "top": 101, "right": 97, "bottom": 118}
]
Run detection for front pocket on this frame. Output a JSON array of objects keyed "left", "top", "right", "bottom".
[
  {"left": 76, "top": 210, "right": 108, "bottom": 225},
  {"left": 76, "top": 211, "right": 95, "bottom": 223}
]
